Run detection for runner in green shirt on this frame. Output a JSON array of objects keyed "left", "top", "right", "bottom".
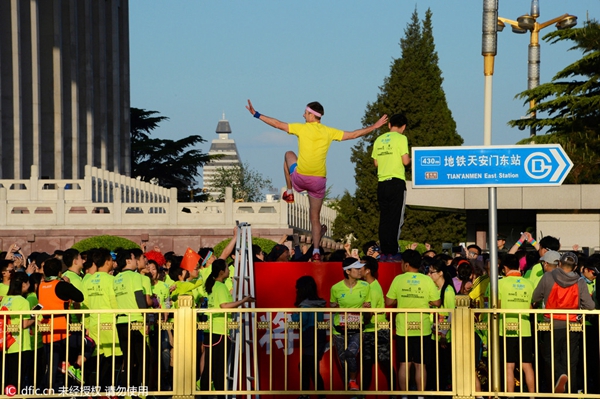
[
  {"left": 83, "top": 249, "right": 122, "bottom": 387},
  {"left": 330, "top": 257, "right": 371, "bottom": 391},
  {"left": 62, "top": 248, "right": 85, "bottom": 323},
  {"left": 0, "top": 272, "right": 35, "bottom": 387},
  {"left": 26, "top": 273, "right": 45, "bottom": 384},
  {"left": 198, "top": 227, "right": 238, "bottom": 297},
  {"left": 426, "top": 259, "right": 456, "bottom": 391},
  {"left": 200, "top": 259, "right": 254, "bottom": 395},
  {"left": 0, "top": 259, "right": 15, "bottom": 300},
  {"left": 114, "top": 249, "right": 148, "bottom": 388},
  {"left": 386, "top": 249, "right": 440, "bottom": 395},
  {"left": 132, "top": 248, "right": 153, "bottom": 307},
  {"left": 371, "top": 113, "right": 410, "bottom": 259},
  {"left": 361, "top": 256, "right": 393, "bottom": 391},
  {"left": 146, "top": 259, "right": 173, "bottom": 389},
  {"left": 81, "top": 253, "right": 97, "bottom": 286},
  {"left": 498, "top": 254, "right": 535, "bottom": 396}
]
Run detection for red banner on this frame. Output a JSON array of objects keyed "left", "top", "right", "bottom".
[{"left": 254, "top": 261, "right": 403, "bottom": 396}]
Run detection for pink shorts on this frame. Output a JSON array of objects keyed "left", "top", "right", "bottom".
[{"left": 291, "top": 171, "right": 326, "bottom": 199}]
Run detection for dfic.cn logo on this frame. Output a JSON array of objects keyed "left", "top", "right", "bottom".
[{"left": 4, "top": 385, "right": 16, "bottom": 397}]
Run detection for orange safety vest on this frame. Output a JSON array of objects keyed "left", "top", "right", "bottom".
[
  {"left": 544, "top": 282, "right": 580, "bottom": 322},
  {"left": 38, "top": 280, "right": 69, "bottom": 343}
]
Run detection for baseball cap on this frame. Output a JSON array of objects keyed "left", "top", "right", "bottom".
[
  {"left": 560, "top": 251, "right": 578, "bottom": 266},
  {"left": 585, "top": 265, "right": 599, "bottom": 276},
  {"left": 540, "top": 250, "right": 560, "bottom": 265}
]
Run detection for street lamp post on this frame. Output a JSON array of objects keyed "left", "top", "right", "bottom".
[
  {"left": 497, "top": 0, "right": 577, "bottom": 137},
  {"left": 482, "top": 0, "right": 499, "bottom": 393}
]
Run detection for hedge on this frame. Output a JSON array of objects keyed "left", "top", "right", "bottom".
[
  {"left": 72, "top": 235, "right": 140, "bottom": 252},
  {"left": 213, "top": 237, "right": 278, "bottom": 259}
]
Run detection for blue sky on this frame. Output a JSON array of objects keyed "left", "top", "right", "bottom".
[{"left": 129, "top": 0, "right": 599, "bottom": 198}]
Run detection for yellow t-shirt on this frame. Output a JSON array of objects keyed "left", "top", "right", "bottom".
[{"left": 288, "top": 122, "right": 344, "bottom": 177}]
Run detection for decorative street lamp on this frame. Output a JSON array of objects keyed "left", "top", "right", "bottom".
[{"left": 497, "top": 0, "right": 577, "bottom": 137}]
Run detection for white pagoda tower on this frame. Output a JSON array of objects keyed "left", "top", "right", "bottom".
[{"left": 202, "top": 114, "right": 242, "bottom": 199}]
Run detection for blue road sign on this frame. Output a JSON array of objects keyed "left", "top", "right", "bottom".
[{"left": 412, "top": 144, "right": 573, "bottom": 188}]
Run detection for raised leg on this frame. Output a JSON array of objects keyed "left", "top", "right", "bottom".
[{"left": 283, "top": 151, "right": 298, "bottom": 190}]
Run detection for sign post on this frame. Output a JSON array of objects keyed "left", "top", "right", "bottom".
[{"left": 412, "top": 142, "right": 573, "bottom": 394}]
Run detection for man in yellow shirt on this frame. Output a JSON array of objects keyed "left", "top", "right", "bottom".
[{"left": 246, "top": 99, "right": 387, "bottom": 261}]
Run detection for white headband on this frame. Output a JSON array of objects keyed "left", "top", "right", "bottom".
[
  {"left": 306, "top": 106, "right": 322, "bottom": 118},
  {"left": 343, "top": 260, "right": 363, "bottom": 270}
]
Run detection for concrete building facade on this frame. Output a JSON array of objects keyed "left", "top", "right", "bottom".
[
  {"left": 406, "top": 182, "right": 600, "bottom": 252},
  {"left": 202, "top": 114, "right": 242, "bottom": 199},
  {"left": 0, "top": 0, "right": 130, "bottom": 180}
]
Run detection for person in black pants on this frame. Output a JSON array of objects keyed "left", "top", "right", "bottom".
[{"left": 371, "top": 113, "right": 410, "bottom": 261}]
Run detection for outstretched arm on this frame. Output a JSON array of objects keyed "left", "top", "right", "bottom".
[
  {"left": 221, "top": 295, "right": 255, "bottom": 309},
  {"left": 341, "top": 114, "right": 388, "bottom": 141},
  {"left": 246, "top": 99, "right": 289, "bottom": 133},
  {"left": 219, "top": 226, "right": 239, "bottom": 260},
  {"left": 508, "top": 232, "right": 531, "bottom": 254}
]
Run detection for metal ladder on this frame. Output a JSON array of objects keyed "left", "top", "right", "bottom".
[{"left": 228, "top": 221, "right": 259, "bottom": 398}]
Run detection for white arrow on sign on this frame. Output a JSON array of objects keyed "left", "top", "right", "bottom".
[{"left": 550, "top": 148, "right": 567, "bottom": 183}]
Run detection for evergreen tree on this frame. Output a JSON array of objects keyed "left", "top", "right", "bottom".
[
  {"left": 332, "top": 8, "right": 466, "bottom": 251},
  {"left": 130, "top": 108, "right": 212, "bottom": 202},
  {"left": 509, "top": 21, "right": 600, "bottom": 184}
]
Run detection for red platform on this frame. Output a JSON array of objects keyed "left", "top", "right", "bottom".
[{"left": 254, "top": 261, "right": 404, "bottom": 396}]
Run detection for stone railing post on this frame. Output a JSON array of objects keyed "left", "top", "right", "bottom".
[
  {"left": 169, "top": 187, "right": 178, "bottom": 225},
  {"left": 102, "top": 169, "right": 111, "bottom": 203},
  {"left": 29, "top": 164, "right": 39, "bottom": 200},
  {"left": 225, "top": 187, "right": 233, "bottom": 225},
  {"left": 108, "top": 171, "right": 116, "bottom": 202},
  {"left": 83, "top": 165, "right": 92, "bottom": 201},
  {"left": 113, "top": 187, "right": 122, "bottom": 225},
  {"left": 56, "top": 187, "right": 65, "bottom": 225},
  {"left": 0, "top": 187, "right": 7, "bottom": 226}
]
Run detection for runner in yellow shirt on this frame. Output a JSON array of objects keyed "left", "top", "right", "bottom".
[{"left": 246, "top": 99, "right": 387, "bottom": 261}]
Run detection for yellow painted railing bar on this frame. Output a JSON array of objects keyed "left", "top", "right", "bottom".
[{"left": 2, "top": 300, "right": 600, "bottom": 398}]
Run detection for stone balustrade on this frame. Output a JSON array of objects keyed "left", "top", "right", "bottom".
[{"left": 0, "top": 166, "right": 337, "bottom": 244}]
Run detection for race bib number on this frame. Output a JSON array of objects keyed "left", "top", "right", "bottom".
[{"left": 339, "top": 313, "right": 360, "bottom": 327}]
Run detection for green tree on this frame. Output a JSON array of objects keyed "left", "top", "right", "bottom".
[
  {"left": 332, "top": 8, "right": 466, "bottom": 251},
  {"left": 130, "top": 108, "right": 212, "bottom": 202},
  {"left": 211, "top": 162, "right": 273, "bottom": 202},
  {"left": 509, "top": 21, "right": 600, "bottom": 184}
]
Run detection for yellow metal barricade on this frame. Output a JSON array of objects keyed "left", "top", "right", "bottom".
[{"left": 2, "top": 296, "right": 599, "bottom": 398}]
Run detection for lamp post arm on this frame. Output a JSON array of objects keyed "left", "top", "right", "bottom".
[
  {"left": 498, "top": 16, "right": 521, "bottom": 30},
  {"left": 537, "top": 13, "right": 570, "bottom": 30}
]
